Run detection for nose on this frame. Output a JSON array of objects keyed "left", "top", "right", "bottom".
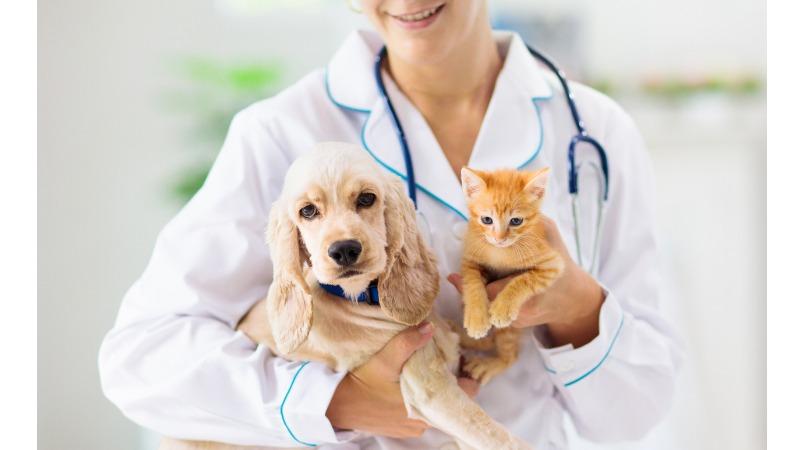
[{"left": 327, "top": 240, "right": 362, "bottom": 267}]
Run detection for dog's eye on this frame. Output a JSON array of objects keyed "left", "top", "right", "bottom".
[
  {"left": 356, "top": 192, "right": 376, "bottom": 208},
  {"left": 509, "top": 217, "right": 523, "bottom": 226},
  {"left": 299, "top": 204, "right": 318, "bottom": 219},
  {"left": 480, "top": 216, "right": 493, "bottom": 225}
]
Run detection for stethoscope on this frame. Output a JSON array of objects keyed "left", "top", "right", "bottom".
[{"left": 373, "top": 45, "right": 610, "bottom": 276}]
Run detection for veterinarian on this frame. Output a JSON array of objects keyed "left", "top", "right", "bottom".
[{"left": 100, "top": 1, "right": 682, "bottom": 449}]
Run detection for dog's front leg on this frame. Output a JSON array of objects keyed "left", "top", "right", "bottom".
[{"left": 399, "top": 342, "right": 531, "bottom": 450}]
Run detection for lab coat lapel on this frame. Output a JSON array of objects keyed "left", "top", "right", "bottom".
[
  {"left": 327, "top": 30, "right": 469, "bottom": 219},
  {"left": 467, "top": 32, "right": 554, "bottom": 171},
  {"left": 325, "top": 30, "right": 382, "bottom": 112}
]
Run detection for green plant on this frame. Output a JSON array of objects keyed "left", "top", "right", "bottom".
[{"left": 163, "top": 57, "right": 285, "bottom": 202}]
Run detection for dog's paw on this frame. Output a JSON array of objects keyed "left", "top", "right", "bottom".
[
  {"left": 463, "top": 308, "right": 492, "bottom": 339},
  {"left": 463, "top": 356, "right": 512, "bottom": 386},
  {"left": 489, "top": 296, "right": 519, "bottom": 328}
]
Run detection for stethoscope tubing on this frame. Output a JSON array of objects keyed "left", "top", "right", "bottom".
[{"left": 374, "top": 47, "right": 418, "bottom": 206}]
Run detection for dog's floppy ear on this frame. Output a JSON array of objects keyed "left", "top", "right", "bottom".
[
  {"left": 265, "top": 199, "right": 313, "bottom": 355},
  {"left": 379, "top": 177, "right": 439, "bottom": 325}
]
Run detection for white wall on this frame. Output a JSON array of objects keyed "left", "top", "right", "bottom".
[
  {"left": 39, "top": 1, "right": 765, "bottom": 449},
  {"left": 498, "top": 0, "right": 766, "bottom": 80}
]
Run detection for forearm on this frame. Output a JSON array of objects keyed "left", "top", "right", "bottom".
[{"left": 545, "top": 269, "right": 605, "bottom": 348}]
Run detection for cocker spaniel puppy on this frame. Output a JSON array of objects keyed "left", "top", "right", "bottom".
[{"left": 162, "top": 143, "right": 528, "bottom": 450}]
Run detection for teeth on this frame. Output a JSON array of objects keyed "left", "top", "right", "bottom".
[{"left": 396, "top": 5, "right": 440, "bottom": 22}]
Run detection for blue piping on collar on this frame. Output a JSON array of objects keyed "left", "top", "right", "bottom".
[{"left": 323, "top": 68, "right": 554, "bottom": 223}]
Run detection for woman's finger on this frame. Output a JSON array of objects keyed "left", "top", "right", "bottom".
[
  {"left": 371, "top": 322, "right": 435, "bottom": 378},
  {"left": 447, "top": 273, "right": 463, "bottom": 293},
  {"left": 485, "top": 276, "right": 513, "bottom": 301},
  {"left": 457, "top": 377, "right": 480, "bottom": 399}
]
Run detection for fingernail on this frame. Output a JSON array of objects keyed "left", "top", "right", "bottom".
[{"left": 418, "top": 322, "right": 434, "bottom": 335}]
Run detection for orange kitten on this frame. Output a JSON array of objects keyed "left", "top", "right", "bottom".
[{"left": 458, "top": 167, "right": 564, "bottom": 385}]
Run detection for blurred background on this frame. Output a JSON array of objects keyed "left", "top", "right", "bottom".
[{"left": 38, "top": 0, "right": 765, "bottom": 449}]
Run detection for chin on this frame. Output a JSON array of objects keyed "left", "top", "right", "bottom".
[
  {"left": 336, "top": 272, "right": 380, "bottom": 299},
  {"left": 388, "top": 24, "right": 461, "bottom": 63}
]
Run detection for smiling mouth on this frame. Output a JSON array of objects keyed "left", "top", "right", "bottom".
[{"left": 389, "top": 3, "right": 445, "bottom": 23}]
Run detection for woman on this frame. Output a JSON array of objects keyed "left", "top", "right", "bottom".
[{"left": 99, "top": 1, "right": 682, "bottom": 448}]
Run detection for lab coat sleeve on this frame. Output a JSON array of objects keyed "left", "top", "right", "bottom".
[
  {"left": 98, "top": 108, "right": 351, "bottom": 447},
  {"left": 532, "top": 104, "right": 684, "bottom": 442}
]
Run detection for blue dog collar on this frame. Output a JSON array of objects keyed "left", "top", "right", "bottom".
[{"left": 319, "top": 280, "right": 380, "bottom": 306}]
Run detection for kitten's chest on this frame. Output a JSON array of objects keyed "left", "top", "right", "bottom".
[{"left": 479, "top": 249, "right": 532, "bottom": 281}]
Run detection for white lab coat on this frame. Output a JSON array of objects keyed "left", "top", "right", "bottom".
[{"left": 99, "top": 30, "right": 682, "bottom": 450}]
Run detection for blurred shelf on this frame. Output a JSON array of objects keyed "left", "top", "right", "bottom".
[{"left": 615, "top": 94, "right": 765, "bottom": 152}]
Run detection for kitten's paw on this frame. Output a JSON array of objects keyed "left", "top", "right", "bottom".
[
  {"left": 463, "top": 308, "right": 492, "bottom": 339},
  {"left": 463, "top": 355, "right": 513, "bottom": 385},
  {"left": 489, "top": 297, "right": 519, "bottom": 328}
]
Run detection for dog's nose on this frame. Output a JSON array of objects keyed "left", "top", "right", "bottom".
[{"left": 328, "top": 240, "right": 362, "bottom": 267}]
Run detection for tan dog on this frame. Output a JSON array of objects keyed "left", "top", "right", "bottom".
[{"left": 162, "top": 143, "right": 529, "bottom": 450}]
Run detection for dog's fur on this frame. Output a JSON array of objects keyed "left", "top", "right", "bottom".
[{"left": 161, "top": 143, "right": 529, "bottom": 450}]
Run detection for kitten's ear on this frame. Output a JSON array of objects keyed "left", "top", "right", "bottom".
[
  {"left": 461, "top": 167, "right": 487, "bottom": 199},
  {"left": 525, "top": 167, "right": 550, "bottom": 200}
]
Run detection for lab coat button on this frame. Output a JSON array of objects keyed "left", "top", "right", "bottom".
[{"left": 452, "top": 222, "right": 467, "bottom": 240}]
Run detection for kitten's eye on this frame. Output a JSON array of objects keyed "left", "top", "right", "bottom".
[
  {"left": 480, "top": 216, "right": 493, "bottom": 225},
  {"left": 356, "top": 192, "right": 376, "bottom": 208},
  {"left": 509, "top": 217, "right": 523, "bottom": 226},
  {"left": 299, "top": 204, "right": 318, "bottom": 219}
]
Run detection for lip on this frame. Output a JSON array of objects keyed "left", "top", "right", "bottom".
[
  {"left": 387, "top": 3, "right": 445, "bottom": 30},
  {"left": 339, "top": 269, "right": 362, "bottom": 279}
]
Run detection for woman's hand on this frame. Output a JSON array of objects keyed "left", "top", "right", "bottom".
[
  {"left": 237, "top": 299, "right": 272, "bottom": 343},
  {"left": 448, "top": 216, "right": 605, "bottom": 348},
  {"left": 326, "top": 322, "right": 479, "bottom": 438}
]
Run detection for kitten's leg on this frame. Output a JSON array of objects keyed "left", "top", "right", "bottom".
[
  {"left": 463, "top": 327, "right": 521, "bottom": 385},
  {"left": 489, "top": 251, "right": 564, "bottom": 327},
  {"left": 461, "top": 260, "right": 492, "bottom": 338},
  {"left": 445, "top": 319, "right": 495, "bottom": 351},
  {"left": 459, "top": 331, "right": 496, "bottom": 352}
]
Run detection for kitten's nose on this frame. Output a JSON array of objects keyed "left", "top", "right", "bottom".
[{"left": 328, "top": 240, "right": 362, "bottom": 266}]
